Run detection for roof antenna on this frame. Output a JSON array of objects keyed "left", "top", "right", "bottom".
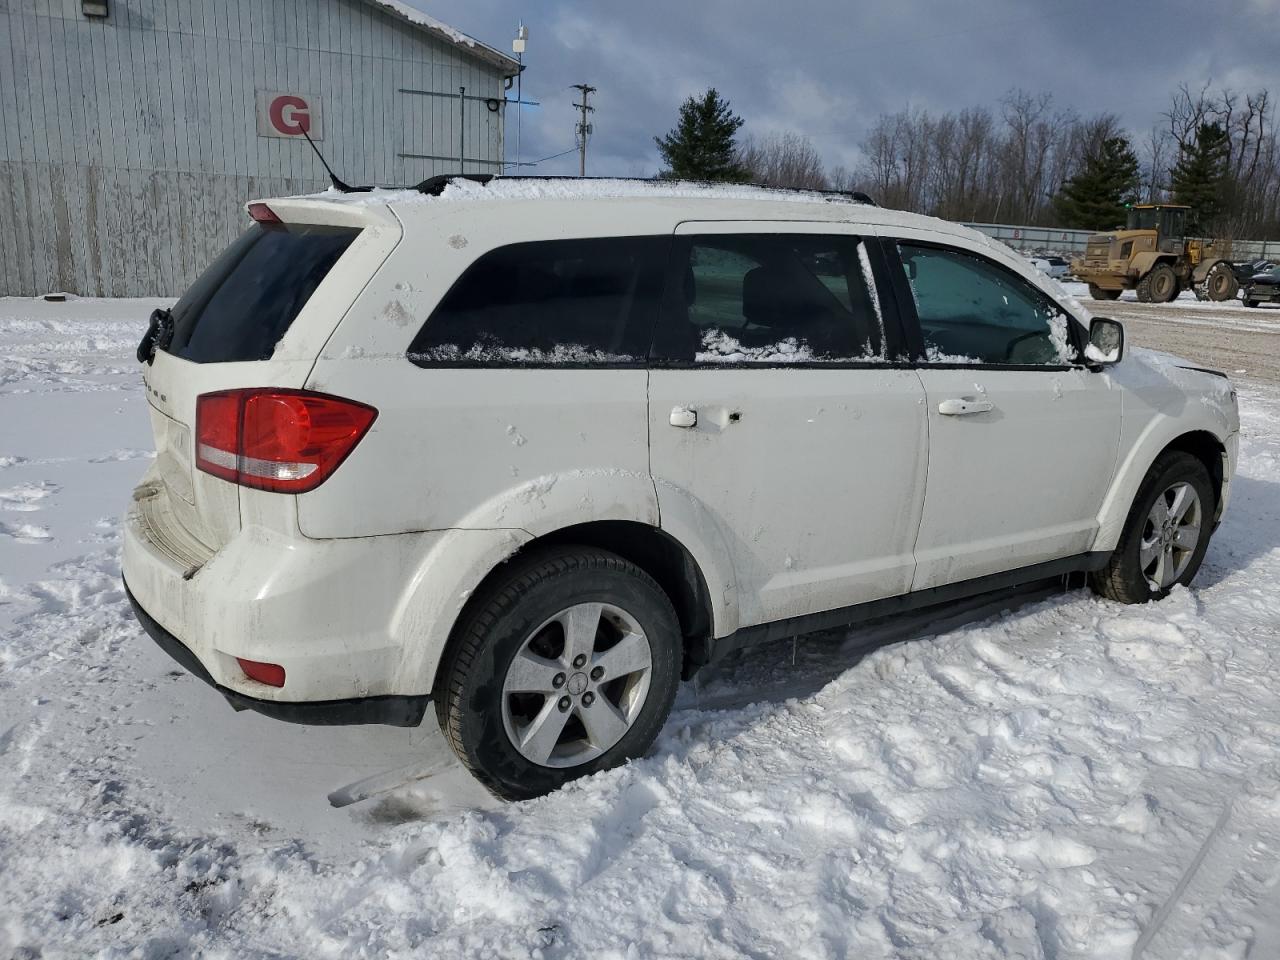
[{"left": 300, "top": 128, "right": 371, "bottom": 193}]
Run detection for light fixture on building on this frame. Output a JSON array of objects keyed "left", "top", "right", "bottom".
[{"left": 82, "top": 0, "right": 109, "bottom": 17}]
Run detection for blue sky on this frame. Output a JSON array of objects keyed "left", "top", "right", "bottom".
[{"left": 414, "top": 0, "right": 1280, "bottom": 178}]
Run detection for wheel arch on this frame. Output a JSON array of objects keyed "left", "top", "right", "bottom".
[
  {"left": 1095, "top": 425, "right": 1229, "bottom": 552},
  {"left": 432, "top": 521, "right": 719, "bottom": 692}
]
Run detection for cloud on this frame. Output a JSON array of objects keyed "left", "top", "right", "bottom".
[{"left": 414, "top": 0, "right": 1278, "bottom": 178}]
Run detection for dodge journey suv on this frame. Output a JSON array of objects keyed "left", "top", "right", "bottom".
[{"left": 123, "top": 177, "right": 1238, "bottom": 800}]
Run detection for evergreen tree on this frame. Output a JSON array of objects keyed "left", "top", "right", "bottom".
[
  {"left": 654, "top": 89, "right": 749, "bottom": 181},
  {"left": 1171, "top": 122, "right": 1231, "bottom": 234},
  {"left": 1052, "top": 136, "right": 1140, "bottom": 230}
]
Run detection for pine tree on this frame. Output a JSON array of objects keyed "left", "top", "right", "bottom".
[
  {"left": 654, "top": 89, "right": 749, "bottom": 182},
  {"left": 1171, "top": 122, "right": 1231, "bottom": 234},
  {"left": 1052, "top": 136, "right": 1140, "bottom": 230}
]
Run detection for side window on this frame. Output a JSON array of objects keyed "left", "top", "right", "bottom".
[
  {"left": 655, "top": 233, "right": 885, "bottom": 364},
  {"left": 408, "top": 236, "right": 667, "bottom": 366},
  {"left": 898, "top": 243, "right": 1078, "bottom": 365}
]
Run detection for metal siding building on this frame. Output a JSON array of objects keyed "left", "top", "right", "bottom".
[{"left": 0, "top": 0, "right": 518, "bottom": 296}]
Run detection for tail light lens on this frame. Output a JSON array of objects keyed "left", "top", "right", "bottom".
[
  {"left": 247, "top": 202, "right": 281, "bottom": 224},
  {"left": 196, "top": 389, "right": 376, "bottom": 493},
  {"left": 236, "top": 657, "right": 286, "bottom": 687}
]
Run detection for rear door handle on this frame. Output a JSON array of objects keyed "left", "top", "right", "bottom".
[
  {"left": 937, "top": 398, "right": 994, "bottom": 416},
  {"left": 669, "top": 405, "right": 697, "bottom": 428}
]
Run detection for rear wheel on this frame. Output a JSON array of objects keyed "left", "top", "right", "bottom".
[
  {"left": 1137, "top": 263, "right": 1178, "bottom": 304},
  {"left": 1205, "top": 263, "right": 1240, "bottom": 302},
  {"left": 434, "top": 547, "right": 681, "bottom": 801},
  {"left": 1090, "top": 451, "right": 1214, "bottom": 604},
  {"left": 1088, "top": 284, "right": 1122, "bottom": 301}
]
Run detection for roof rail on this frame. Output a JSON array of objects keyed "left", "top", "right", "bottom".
[{"left": 410, "top": 173, "right": 876, "bottom": 205}]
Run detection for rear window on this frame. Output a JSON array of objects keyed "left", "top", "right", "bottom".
[
  {"left": 165, "top": 222, "right": 360, "bottom": 363},
  {"left": 408, "top": 236, "right": 667, "bottom": 366}
]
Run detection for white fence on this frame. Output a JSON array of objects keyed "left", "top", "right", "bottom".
[{"left": 964, "top": 222, "right": 1279, "bottom": 262}]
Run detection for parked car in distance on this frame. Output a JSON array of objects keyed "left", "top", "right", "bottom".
[
  {"left": 1243, "top": 264, "right": 1280, "bottom": 308},
  {"left": 1026, "top": 254, "right": 1071, "bottom": 281},
  {"left": 1232, "top": 258, "right": 1275, "bottom": 285},
  {"left": 1045, "top": 255, "right": 1072, "bottom": 279},
  {"left": 123, "top": 177, "right": 1240, "bottom": 800}
]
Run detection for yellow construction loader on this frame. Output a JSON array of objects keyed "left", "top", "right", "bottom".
[{"left": 1072, "top": 204, "right": 1239, "bottom": 303}]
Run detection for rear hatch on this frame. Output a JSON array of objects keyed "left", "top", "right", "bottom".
[{"left": 141, "top": 198, "right": 400, "bottom": 553}]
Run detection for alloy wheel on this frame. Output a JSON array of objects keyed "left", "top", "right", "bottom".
[
  {"left": 500, "top": 602, "right": 653, "bottom": 768},
  {"left": 1139, "top": 481, "right": 1203, "bottom": 591}
]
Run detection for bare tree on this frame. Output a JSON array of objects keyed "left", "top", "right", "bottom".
[{"left": 737, "top": 132, "right": 829, "bottom": 190}]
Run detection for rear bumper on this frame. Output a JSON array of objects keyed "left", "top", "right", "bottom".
[{"left": 126, "top": 580, "right": 428, "bottom": 726}]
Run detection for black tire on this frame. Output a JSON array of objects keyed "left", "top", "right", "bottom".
[
  {"left": 434, "top": 546, "right": 681, "bottom": 801},
  {"left": 1137, "top": 263, "right": 1178, "bottom": 304},
  {"left": 1205, "top": 263, "right": 1240, "bottom": 302},
  {"left": 1089, "top": 451, "right": 1215, "bottom": 604},
  {"left": 1244, "top": 298, "right": 1260, "bottom": 309},
  {"left": 1088, "top": 284, "right": 1122, "bottom": 301}
]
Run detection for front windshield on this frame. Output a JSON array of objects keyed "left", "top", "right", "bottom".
[{"left": 1128, "top": 208, "right": 1158, "bottom": 230}]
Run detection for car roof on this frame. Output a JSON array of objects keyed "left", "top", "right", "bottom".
[{"left": 275, "top": 177, "right": 998, "bottom": 249}]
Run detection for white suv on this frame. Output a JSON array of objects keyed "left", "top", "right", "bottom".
[{"left": 123, "top": 178, "right": 1239, "bottom": 800}]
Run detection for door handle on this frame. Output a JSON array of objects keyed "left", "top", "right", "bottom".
[
  {"left": 669, "top": 405, "right": 697, "bottom": 429},
  {"left": 937, "top": 398, "right": 994, "bottom": 416}
]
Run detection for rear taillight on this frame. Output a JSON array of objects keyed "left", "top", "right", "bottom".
[{"left": 196, "top": 389, "right": 376, "bottom": 493}]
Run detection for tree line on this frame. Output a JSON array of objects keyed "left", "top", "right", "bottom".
[{"left": 654, "top": 84, "right": 1279, "bottom": 240}]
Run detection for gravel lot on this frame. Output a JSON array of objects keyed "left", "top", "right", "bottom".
[{"left": 1067, "top": 286, "right": 1280, "bottom": 387}]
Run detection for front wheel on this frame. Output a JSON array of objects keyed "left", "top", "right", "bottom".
[
  {"left": 1244, "top": 298, "right": 1260, "bottom": 308},
  {"left": 1205, "top": 263, "right": 1240, "bottom": 302},
  {"left": 1090, "top": 451, "right": 1215, "bottom": 604},
  {"left": 1137, "top": 263, "right": 1179, "bottom": 303},
  {"left": 1088, "top": 283, "right": 1122, "bottom": 301},
  {"left": 434, "top": 547, "right": 682, "bottom": 801}
]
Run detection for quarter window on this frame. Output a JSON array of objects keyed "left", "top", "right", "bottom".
[
  {"left": 898, "top": 243, "right": 1078, "bottom": 365},
  {"left": 654, "top": 234, "right": 885, "bottom": 364},
  {"left": 408, "top": 237, "right": 667, "bottom": 366}
]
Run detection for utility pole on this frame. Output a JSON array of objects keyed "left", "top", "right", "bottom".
[
  {"left": 512, "top": 23, "right": 527, "bottom": 175},
  {"left": 571, "top": 83, "right": 596, "bottom": 178}
]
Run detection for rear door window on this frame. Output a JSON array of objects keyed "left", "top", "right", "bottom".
[
  {"left": 653, "top": 233, "right": 885, "bottom": 363},
  {"left": 408, "top": 236, "right": 668, "bottom": 366},
  {"left": 166, "top": 222, "right": 360, "bottom": 363}
]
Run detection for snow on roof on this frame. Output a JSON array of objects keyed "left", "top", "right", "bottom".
[
  {"left": 302, "top": 177, "right": 882, "bottom": 210},
  {"left": 293, "top": 176, "right": 989, "bottom": 242},
  {"left": 363, "top": 0, "right": 520, "bottom": 74}
]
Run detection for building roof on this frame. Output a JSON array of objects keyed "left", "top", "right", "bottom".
[{"left": 363, "top": 0, "right": 521, "bottom": 76}]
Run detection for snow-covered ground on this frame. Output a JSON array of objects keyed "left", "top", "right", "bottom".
[{"left": 3, "top": 297, "right": 1280, "bottom": 958}]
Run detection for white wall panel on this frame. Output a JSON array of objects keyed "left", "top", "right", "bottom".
[{"left": 0, "top": 0, "right": 510, "bottom": 295}]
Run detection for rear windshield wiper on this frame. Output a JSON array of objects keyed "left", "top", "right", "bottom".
[{"left": 137, "top": 307, "right": 174, "bottom": 365}]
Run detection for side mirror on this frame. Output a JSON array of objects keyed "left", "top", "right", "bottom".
[{"left": 1085, "top": 317, "right": 1124, "bottom": 366}]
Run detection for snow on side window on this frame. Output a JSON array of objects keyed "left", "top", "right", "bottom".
[
  {"left": 695, "top": 330, "right": 816, "bottom": 363},
  {"left": 1046, "top": 311, "right": 1078, "bottom": 364},
  {"left": 410, "top": 343, "right": 635, "bottom": 364},
  {"left": 664, "top": 233, "right": 885, "bottom": 365},
  {"left": 408, "top": 236, "right": 666, "bottom": 367}
]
